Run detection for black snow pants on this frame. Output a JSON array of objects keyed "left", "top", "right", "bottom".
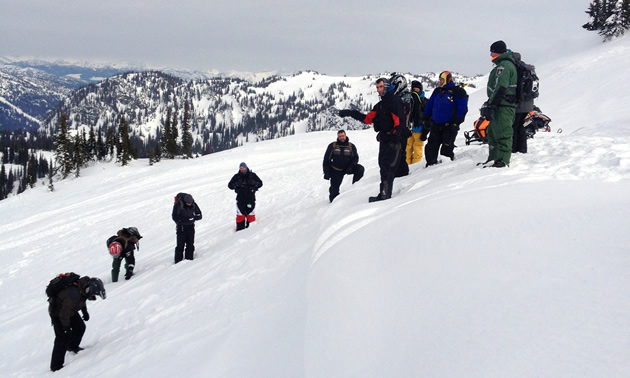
[
  {"left": 512, "top": 112, "right": 528, "bottom": 153},
  {"left": 50, "top": 313, "right": 85, "bottom": 371},
  {"left": 328, "top": 164, "right": 365, "bottom": 202},
  {"left": 425, "top": 123, "right": 459, "bottom": 165},
  {"left": 175, "top": 224, "right": 196, "bottom": 263},
  {"left": 378, "top": 141, "right": 401, "bottom": 199}
]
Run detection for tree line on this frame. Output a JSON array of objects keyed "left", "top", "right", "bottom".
[
  {"left": 0, "top": 129, "right": 53, "bottom": 200},
  {"left": 583, "top": 0, "right": 630, "bottom": 39}
]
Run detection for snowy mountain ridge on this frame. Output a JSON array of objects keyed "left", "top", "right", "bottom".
[{"left": 37, "top": 69, "right": 479, "bottom": 157}]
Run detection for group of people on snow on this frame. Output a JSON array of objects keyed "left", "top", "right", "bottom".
[
  {"left": 332, "top": 40, "right": 537, "bottom": 201},
  {"left": 47, "top": 39, "right": 536, "bottom": 372},
  {"left": 47, "top": 162, "right": 262, "bottom": 371}
]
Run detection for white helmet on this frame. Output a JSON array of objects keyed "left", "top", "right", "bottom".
[{"left": 390, "top": 73, "right": 408, "bottom": 95}]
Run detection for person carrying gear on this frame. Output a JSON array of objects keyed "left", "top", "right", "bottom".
[
  {"left": 228, "top": 162, "right": 263, "bottom": 230},
  {"left": 107, "top": 227, "right": 142, "bottom": 281},
  {"left": 406, "top": 80, "right": 429, "bottom": 165},
  {"left": 423, "top": 71, "right": 469, "bottom": 166},
  {"left": 48, "top": 275, "right": 105, "bottom": 372},
  {"left": 172, "top": 194, "right": 202, "bottom": 263},
  {"left": 511, "top": 51, "right": 537, "bottom": 154},
  {"left": 390, "top": 73, "right": 411, "bottom": 177},
  {"left": 339, "top": 77, "right": 406, "bottom": 202},
  {"left": 480, "top": 40, "right": 518, "bottom": 168},
  {"left": 322, "top": 129, "right": 365, "bottom": 202}
]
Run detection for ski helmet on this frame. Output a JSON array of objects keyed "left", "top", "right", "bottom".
[
  {"left": 439, "top": 71, "right": 453, "bottom": 86},
  {"left": 390, "top": 73, "right": 408, "bottom": 95},
  {"left": 87, "top": 277, "right": 106, "bottom": 300},
  {"left": 124, "top": 227, "right": 143, "bottom": 240}
]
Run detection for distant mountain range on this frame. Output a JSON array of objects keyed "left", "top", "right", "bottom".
[{"left": 0, "top": 57, "right": 481, "bottom": 156}]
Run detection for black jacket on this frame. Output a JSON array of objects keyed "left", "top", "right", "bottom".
[
  {"left": 323, "top": 137, "right": 359, "bottom": 175},
  {"left": 228, "top": 171, "right": 263, "bottom": 203},
  {"left": 48, "top": 276, "right": 90, "bottom": 328},
  {"left": 172, "top": 201, "right": 202, "bottom": 226},
  {"left": 364, "top": 91, "right": 406, "bottom": 143}
]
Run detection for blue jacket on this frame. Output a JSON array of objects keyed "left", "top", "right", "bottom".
[{"left": 424, "top": 82, "right": 468, "bottom": 125}]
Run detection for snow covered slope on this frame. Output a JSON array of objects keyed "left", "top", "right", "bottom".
[{"left": 0, "top": 35, "right": 629, "bottom": 377}]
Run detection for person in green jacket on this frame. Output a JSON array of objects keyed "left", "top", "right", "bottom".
[{"left": 480, "top": 40, "right": 518, "bottom": 168}]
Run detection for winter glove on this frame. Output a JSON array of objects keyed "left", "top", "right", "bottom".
[
  {"left": 339, "top": 109, "right": 365, "bottom": 122},
  {"left": 420, "top": 131, "right": 428, "bottom": 141},
  {"left": 452, "top": 115, "right": 464, "bottom": 125},
  {"left": 345, "top": 166, "right": 354, "bottom": 174},
  {"left": 480, "top": 104, "right": 495, "bottom": 121},
  {"left": 323, "top": 172, "right": 330, "bottom": 180},
  {"left": 82, "top": 311, "right": 90, "bottom": 322}
]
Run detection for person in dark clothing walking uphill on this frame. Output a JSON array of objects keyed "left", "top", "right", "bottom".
[
  {"left": 228, "top": 162, "right": 263, "bottom": 230},
  {"left": 339, "top": 77, "right": 406, "bottom": 202},
  {"left": 480, "top": 40, "right": 518, "bottom": 167},
  {"left": 172, "top": 193, "right": 202, "bottom": 263},
  {"left": 48, "top": 275, "right": 106, "bottom": 372},
  {"left": 323, "top": 129, "right": 365, "bottom": 202},
  {"left": 422, "top": 71, "right": 469, "bottom": 166},
  {"left": 108, "top": 227, "right": 142, "bottom": 281}
]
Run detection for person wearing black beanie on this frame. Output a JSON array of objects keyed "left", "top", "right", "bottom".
[
  {"left": 490, "top": 40, "right": 507, "bottom": 54},
  {"left": 479, "top": 40, "right": 518, "bottom": 167}
]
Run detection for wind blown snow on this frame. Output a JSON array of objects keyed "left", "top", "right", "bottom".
[{"left": 1, "top": 35, "right": 629, "bottom": 377}]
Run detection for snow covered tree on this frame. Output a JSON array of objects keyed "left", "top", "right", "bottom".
[
  {"left": 170, "top": 110, "right": 180, "bottom": 157},
  {"left": 160, "top": 110, "right": 173, "bottom": 159},
  {"left": 105, "top": 126, "right": 116, "bottom": 159},
  {"left": 583, "top": 0, "right": 605, "bottom": 30},
  {"left": 53, "top": 114, "right": 74, "bottom": 179},
  {"left": 0, "top": 164, "right": 6, "bottom": 199},
  {"left": 180, "top": 101, "right": 194, "bottom": 158},
  {"left": 87, "top": 126, "right": 97, "bottom": 161},
  {"left": 117, "top": 116, "right": 132, "bottom": 166},
  {"left": 96, "top": 127, "right": 106, "bottom": 161},
  {"left": 584, "top": 0, "right": 630, "bottom": 39},
  {"left": 27, "top": 153, "right": 37, "bottom": 187},
  {"left": 600, "top": 0, "right": 629, "bottom": 39},
  {"left": 47, "top": 159, "right": 55, "bottom": 192}
]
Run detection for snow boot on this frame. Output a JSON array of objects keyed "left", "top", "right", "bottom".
[
  {"left": 67, "top": 346, "right": 84, "bottom": 354},
  {"left": 369, "top": 194, "right": 385, "bottom": 203}
]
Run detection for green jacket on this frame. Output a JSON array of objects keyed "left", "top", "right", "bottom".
[{"left": 487, "top": 52, "right": 517, "bottom": 107}]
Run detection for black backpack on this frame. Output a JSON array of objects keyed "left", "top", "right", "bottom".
[
  {"left": 46, "top": 272, "right": 80, "bottom": 298},
  {"left": 507, "top": 58, "right": 540, "bottom": 104},
  {"left": 174, "top": 192, "right": 188, "bottom": 209}
]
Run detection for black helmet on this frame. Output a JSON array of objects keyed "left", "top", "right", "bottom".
[
  {"left": 123, "top": 227, "right": 143, "bottom": 240},
  {"left": 87, "top": 277, "right": 106, "bottom": 300},
  {"left": 390, "top": 73, "right": 408, "bottom": 95}
]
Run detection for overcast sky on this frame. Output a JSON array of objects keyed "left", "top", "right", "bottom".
[{"left": 1, "top": 0, "right": 592, "bottom": 77}]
